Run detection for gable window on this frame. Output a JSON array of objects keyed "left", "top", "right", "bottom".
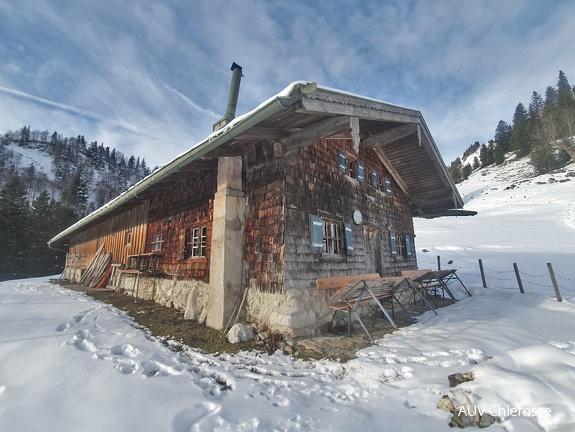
[
  {"left": 384, "top": 177, "right": 392, "bottom": 195},
  {"left": 310, "top": 216, "right": 354, "bottom": 256},
  {"left": 338, "top": 150, "right": 365, "bottom": 183},
  {"left": 151, "top": 233, "right": 163, "bottom": 252},
  {"left": 190, "top": 226, "right": 207, "bottom": 257},
  {"left": 390, "top": 232, "right": 412, "bottom": 258}
]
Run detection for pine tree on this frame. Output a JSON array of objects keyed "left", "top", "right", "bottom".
[
  {"left": 557, "top": 71, "right": 574, "bottom": 108},
  {"left": 528, "top": 91, "right": 544, "bottom": 120},
  {"left": 472, "top": 156, "right": 480, "bottom": 170},
  {"left": 462, "top": 163, "right": 472, "bottom": 180},
  {"left": 71, "top": 168, "right": 89, "bottom": 217},
  {"left": 28, "top": 191, "right": 59, "bottom": 276},
  {"left": 510, "top": 103, "right": 531, "bottom": 157},
  {"left": 544, "top": 86, "right": 558, "bottom": 111},
  {"left": 479, "top": 143, "right": 495, "bottom": 167},
  {"left": 0, "top": 175, "right": 30, "bottom": 280},
  {"left": 494, "top": 120, "right": 512, "bottom": 153},
  {"left": 449, "top": 158, "right": 463, "bottom": 183}
]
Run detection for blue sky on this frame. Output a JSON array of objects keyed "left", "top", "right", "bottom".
[{"left": 1, "top": 0, "right": 574, "bottom": 167}]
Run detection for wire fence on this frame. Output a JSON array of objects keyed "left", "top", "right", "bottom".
[{"left": 417, "top": 256, "right": 575, "bottom": 299}]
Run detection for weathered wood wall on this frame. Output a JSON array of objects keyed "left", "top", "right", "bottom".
[
  {"left": 243, "top": 142, "right": 285, "bottom": 294},
  {"left": 283, "top": 138, "right": 416, "bottom": 290},
  {"left": 146, "top": 169, "right": 217, "bottom": 281},
  {"left": 70, "top": 201, "right": 149, "bottom": 268}
]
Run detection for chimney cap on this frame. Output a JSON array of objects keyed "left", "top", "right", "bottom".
[{"left": 231, "top": 62, "right": 243, "bottom": 73}]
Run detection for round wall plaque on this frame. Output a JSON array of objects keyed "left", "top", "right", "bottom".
[{"left": 353, "top": 209, "right": 363, "bottom": 225}]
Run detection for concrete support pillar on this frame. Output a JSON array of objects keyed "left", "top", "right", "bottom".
[{"left": 206, "top": 157, "right": 245, "bottom": 330}]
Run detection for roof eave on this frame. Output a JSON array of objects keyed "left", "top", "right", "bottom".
[{"left": 48, "top": 81, "right": 318, "bottom": 247}]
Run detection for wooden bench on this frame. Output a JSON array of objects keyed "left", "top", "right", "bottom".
[{"left": 316, "top": 273, "right": 416, "bottom": 339}]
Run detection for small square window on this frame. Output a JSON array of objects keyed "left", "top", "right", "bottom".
[{"left": 151, "top": 234, "right": 163, "bottom": 252}]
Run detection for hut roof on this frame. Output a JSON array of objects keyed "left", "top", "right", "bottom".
[{"left": 49, "top": 82, "right": 462, "bottom": 247}]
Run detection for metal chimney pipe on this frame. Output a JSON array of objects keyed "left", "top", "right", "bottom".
[
  {"left": 225, "top": 62, "right": 243, "bottom": 122},
  {"left": 213, "top": 62, "right": 243, "bottom": 131}
]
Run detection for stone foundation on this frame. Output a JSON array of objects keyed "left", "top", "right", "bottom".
[
  {"left": 116, "top": 275, "right": 402, "bottom": 337},
  {"left": 245, "top": 287, "right": 328, "bottom": 337},
  {"left": 120, "top": 275, "right": 209, "bottom": 324}
]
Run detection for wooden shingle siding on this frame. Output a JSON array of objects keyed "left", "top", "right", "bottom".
[
  {"left": 70, "top": 201, "right": 149, "bottom": 268},
  {"left": 146, "top": 168, "right": 217, "bottom": 281},
  {"left": 283, "top": 138, "right": 416, "bottom": 288},
  {"left": 243, "top": 142, "right": 285, "bottom": 294}
]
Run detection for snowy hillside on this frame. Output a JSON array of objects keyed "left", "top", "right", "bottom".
[
  {"left": 5, "top": 142, "right": 54, "bottom": 180},
  {"left": 0, "top": 133, "right": 151, "bottom": 209},
  {"left": 415, "top": 155, "right": 575, "bottom": 297}
]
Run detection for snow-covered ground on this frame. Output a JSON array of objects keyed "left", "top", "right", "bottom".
[
  {"left": 415, "top": 156, "right": 575, "bottom": 296},
  {"left": 1, "top": 157, "right": 575, "bottom": 431}
]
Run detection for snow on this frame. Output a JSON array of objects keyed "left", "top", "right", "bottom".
[
  {"left": 5, "top": 143, "right": 54, "bottom": 180},
  {"left": 2, "top": 157, "right": 575, "bottom": 431}
]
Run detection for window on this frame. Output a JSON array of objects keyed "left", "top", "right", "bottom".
[
  {"left": 338, "top": 150, "right": 365, "bottom": 183},
  {"left": 323, "top": 219, "right": 344, "bottom": 255},
  {"left": 151, "top": 233, "right": 163, "bottom": 252},
  {"left": 190, "top": 226, "right": 207, "bottom": 257},
  {"left": 390, "top": 232, "right": 412, "bottom": 258},
  {"left": 125, "top": 231, "right": 132, "bottom": 247},
  {"left": 395, "top": 233, "right": 406, "bottom": 258},
  {"left": 310, "top": 216, "right": 354, "bottom": 256}
]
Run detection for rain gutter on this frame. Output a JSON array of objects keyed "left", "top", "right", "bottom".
[{"left": 48, "top": 81, "right": 318, "bottom": 248}]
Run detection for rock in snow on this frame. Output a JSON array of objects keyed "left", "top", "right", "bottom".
[{"left": 226, "top": 323, "right": 254, "bottom": 343}]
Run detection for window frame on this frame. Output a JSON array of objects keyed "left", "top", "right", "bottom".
[
  {"left": 125, "top": 230, "right": 132, "bottom": 248},
  {"left": 151, "top": 233, "right": 164, "bottom": 252},
  {"left": 189, "top": 226, "right": 208, "bottom": 258},
  {"left": 323, "top": 218, "right": 345, "bottom": 255},
  {"left": 390, "top": 231, "right": 412, "bottom": 259}
]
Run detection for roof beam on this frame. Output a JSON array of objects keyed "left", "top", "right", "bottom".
[
  {"left": 364, "top": 123, "right": 420, "bottom": 148},
  {"left": 282, "top": 115, "right": 359, "bottom": 151},
  {"left": 373, "top": 147, "right": 410, "bottom": 197},
  {"left": 236, "top": 127, "right": 292, "bottom": 141}
]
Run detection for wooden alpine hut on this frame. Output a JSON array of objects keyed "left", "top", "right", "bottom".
[{"left": 49, "top": 63, "right": 464, "bottom": 336}]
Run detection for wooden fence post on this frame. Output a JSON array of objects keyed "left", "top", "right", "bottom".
[
  {"left": 478, "top": 259, "right": 487, "bottom": 288},
  {"left": 513, "top": 263, "right": 525, "bottom": 293},
  {"left": 437, "top": 255, "right": 441, "bottom": 271},
  {"left": 547, "top": 263, "right": 563, "bottom": 302}
]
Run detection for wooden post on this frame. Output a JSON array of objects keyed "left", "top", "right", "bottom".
[
  {"left": 547, "top": 263, "right": 563, "bottom": 302},
  {"left": 478, "top": 259, "right": 487, "bottom": 288},
  {"left": 513, "top": 263, "right": 525, "bottom": 293},
  {"left": 437, "top": 255, "right": 441, "bottom": 271}
]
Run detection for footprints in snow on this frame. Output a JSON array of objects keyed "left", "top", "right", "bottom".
[{"left": 172, "top": 403, "right": 222, "bottom": 432}]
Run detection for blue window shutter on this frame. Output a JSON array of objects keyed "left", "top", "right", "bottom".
[
  {"left": 310, "top": 216, "right": 324, "bottom": 254},
  {"left": 357, "top": 162, "right": 365, "bottom": 183},
  {"left": 390, "top": 232, "right": 397, "bottom": 257},
  {"left": 344, "top": 223, "right": 354, "bottom": 256},
  {"left": 385, "top": 177, "right": 392, "bottom": 195},
  {"left": 371, "top": 169, "right": 378, "bottom": 188},
  {"left": 405, "top": 234, "right": 412, "bottom": 257},
  {"left": 338, "top": 150, "right": 346, "bottom": 173}
]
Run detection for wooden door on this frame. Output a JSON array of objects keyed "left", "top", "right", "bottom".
[{"left": 363, "top": 227, "right": 382, "bottom": 275}]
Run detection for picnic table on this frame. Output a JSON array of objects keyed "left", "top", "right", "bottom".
[
  {"left": 316, "top": 274, "right": 436, "bottom": 340},
  {"left": 401, "top": 268, "right": 471, "bottom": 306}
]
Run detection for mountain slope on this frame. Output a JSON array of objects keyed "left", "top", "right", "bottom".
[{"left": 414, "top": 154, "right": 575, "bottom": 296}]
